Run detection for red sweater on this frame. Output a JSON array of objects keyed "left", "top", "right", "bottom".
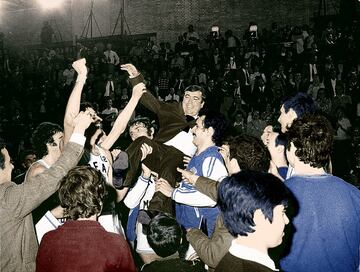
[{"left": 36, "top": 220, "right": 136, "bottom": 272}]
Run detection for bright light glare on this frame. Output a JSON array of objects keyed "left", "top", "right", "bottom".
[{"left": 37, "top": 0, "right": 64, "bottom": 10}]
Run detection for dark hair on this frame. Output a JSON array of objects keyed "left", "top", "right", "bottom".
[
  {"left": 31, "top": 122, "right": 63, "bottom": 158},
  {"left": 203, "top": 112, "right": 227, "bottom": 145},
  {"left": 275, "top": 133, "right": 288, "bottom": 148},
  {"left": 286, "top": 115, "right": 333, "bottom": 168},
  {"left": 227, "top": 135, "right": 270, "bottom": 172},
  {"left": 184, "top": 84, "right": 206, "bottom": 100},
  {"left": 282, "top": 92, "right": 316, "bottom": 118},
  {"left": 147, "top": 213, "right": 185, "bottom": 258},
  {"left": 128, "top": 116, "right": 157, "bottom": 136},
  {"left": 218, "top": 170, "right": 293, "bottom": 237},
  {"left": 59, "top": 166, "right": 106, "bottom": 220},
  {"left": 0, "top": 137, "right": 6, "bottom": 170},
  {"left": 80, "top": 102, "right": 94, "bottom": 112}
]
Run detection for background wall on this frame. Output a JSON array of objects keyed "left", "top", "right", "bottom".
[{"left": 1, "top": 0, "right": 341, "bottom": 47}]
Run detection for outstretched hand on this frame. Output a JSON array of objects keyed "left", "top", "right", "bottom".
[
  {"left": 177, "top": 167, "right": 199, "bottom": 185},
  {"left": 72, "top": 110, "right": 95, "bottom": 133},
  {"left": 132, "top": 82, "right": 147, "bottom": 100},
  {"left": 155, "top": 178, "right": 174, "bottom": 198},
  {"left": 120, "top": 63, "right": 140, "bottom": 78},
  {"left": 261, "top": 125, "right": 274, "bottom": 146}
]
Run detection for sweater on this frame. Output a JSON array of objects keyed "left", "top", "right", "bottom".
[
  {"left": 36, "top": 220, "right": 136, "bottom": 272},
  {"left": 281, "top": 174, "right": 360, "bottom": 272}
]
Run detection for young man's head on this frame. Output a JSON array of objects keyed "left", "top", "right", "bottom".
[
  {"left": 59, "top": 166, "right": 106, "bottom": 220},
  {"left": 225, "top": 135, "right": 271, "bottom": 174},
  {"left": 192, "top": 112, "right": 227, "bottom": 147},
  {"left": 147, "top": 213, "right": 187, "bottom": 258},
  {"left": 266, "top": 132, "right": 288, "bottom": 163},
  {"left": 278, "top": 93, "right": 316, "bottom": 133},
  {"left": 0, "top": 137, "right": 14, "bottom": 183},
  {"left": 31, "top": 122, "right": 63, "bottom": 159},
  {"left": 286, "top": 115, "right": 333, "bottom": 169},
  {"left": 128, "top": 116, "right": 156, "bottom": 141},
  {"left": 182, "top": 85, "right": 205, "bottom": 117},
  {"left": 218, "top": 170, "right": 293, "bottom": 250}
]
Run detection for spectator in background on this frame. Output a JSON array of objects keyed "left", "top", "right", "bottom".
[
  {"left": 36, "top": 166, "right": 136, "bottom": 272},
  {"left": 103, "top": 43, "right": 120, "bottom": 75},
  {"left": 13, "top": 149, "right": 36, "bottom": 184}
]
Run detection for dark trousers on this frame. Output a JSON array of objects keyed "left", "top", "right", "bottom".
[{"left": 125, "top": 136, "right": 185, "bottom": 214}]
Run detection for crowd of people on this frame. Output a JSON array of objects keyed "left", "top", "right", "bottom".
[{"left": 0, "top": 18, "right": 360, "bottom": 272}]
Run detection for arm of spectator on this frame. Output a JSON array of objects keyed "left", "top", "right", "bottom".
[
  {"left": 63, "top": 58, "right": 88, "bottom": 144},
  {"left": 121, "top": 63, "right": 162, "bottom": 114},
  {"left": 187, "top": 217, "right": 232, "bottom": 269},
  {"left": 100, "top": 83, "right": 146, "bottom": 150},
  {"left": 3, "top": 112, "right": 92, "bottom": 219}
]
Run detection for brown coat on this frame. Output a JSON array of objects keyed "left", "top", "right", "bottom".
[
  {"left": 0, "top": 141, "right": 84, "bottom": 272},
  {"left": 186, "top": 176, "right": 233, "bottom": 272}
]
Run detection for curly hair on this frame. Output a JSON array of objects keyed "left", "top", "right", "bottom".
[
  {"left": 31, "top": 122, "right": 63, "bottom": 158},
  {"left": 59, "top": 166, "right": 106, "bottom": 220},
  {"left": 286, "top": 115, "right": 333, "bottom": 168},
  {"left": 203, "top": 112, "right": 227, "bottom": 146},
  {"left": 227, "top": 134, "right": 270, "bottom": 172}
]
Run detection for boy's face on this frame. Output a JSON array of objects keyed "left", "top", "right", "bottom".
[
  {"left": 278, "top": 105, "right": 297, "bottom": 133},
  {"left": 129, "top": 122, "right": 151, "bottom": 141},
  {"left": 257, "top": 205, "right": 289, "bottom": 248}
]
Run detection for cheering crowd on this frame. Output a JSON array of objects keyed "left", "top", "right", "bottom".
[{"left": 1, "top": 19, "right": 360, "bottom": 272}]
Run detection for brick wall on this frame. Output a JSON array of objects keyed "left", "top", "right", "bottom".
[{"left": 3, "top": 0, "right": 340, "bottom": 46}]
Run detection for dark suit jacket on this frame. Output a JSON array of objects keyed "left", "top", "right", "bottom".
[
  {"left": 131, "top": 74, "right": 197, "bottom": 143},
  {"left": 215, "top": 253, "right": 274, "bottom": 272},
  {"left": 0, "top": 141, "right": 84, "bottom": 272}
]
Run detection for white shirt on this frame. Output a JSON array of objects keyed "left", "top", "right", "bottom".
[
  {"left": 229, "top": 240, "right": 278, "bottom": 271},
  {"left": 103, "top": 50, "right": 120, "bottom": 65}
]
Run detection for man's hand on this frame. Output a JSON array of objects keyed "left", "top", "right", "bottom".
[
  {"left": 72, "top": 110, "right": 94, "bottom": 134},
  {"left": 140, "top": 143, "right": 153, "bottom": 161},
  {"left": 132, "top": 82, "right": 147, "bottom": 100},
  {"left": 219, "top": 144, "right": 230, "bottom": 166},
  {"left": 120, "top": 63, "right": 140, "bottom": 78},
  {"left": 177, "top": 167, "right": 199, "bottom": 186},
  {"left": 183, "top": 156, "right": 192, "bottom": 168},
  {"left": 155, "top": 178, "right": 174, "bottom": 198},
  {"left": 51, "top": 206, "right": 65, "bottom": 219},
  {"left": 111, "top": 148, "right": 121, "bottom": 160},
  {"left": 72, "top": 58, "right": 87, "bottom": 76},
  {"left": 261, "top": 125, "right": 274, "bottom": 146}
]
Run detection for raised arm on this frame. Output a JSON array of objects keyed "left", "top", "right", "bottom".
[
  {"left": 63, "top": 58, "right": 88, "bottom": 144},
  {"left": 121, "top": 63, "right": 162, "bottom": 114},
  {"left": 100, "top": 83, "right": 146, "bottom": 150},
  {"left": 2, "top": 111, "right": 93, "bottom": 219}
]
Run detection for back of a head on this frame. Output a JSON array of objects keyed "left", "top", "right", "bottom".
[
  {"left": 31, "top": 122, "right": 63, "bottom": 158},
  {"left": 59, "top": 166, "right": 106, "bottom": 220},
  {"left": 218, "top": 170, "right": 293, "bottom": 237},
  {"left": 282, "top": 92, "right": 316, "bottom": 118},
  {"left": 147, "top": 213, "right": 183, "bottom": 258},
  {"left": 203, "top": 112, "right": 227, "bottom": 146},
  {"left": 228, "top": 134, "right": 271, "bottom": 172},
  {"left": 286, "top": 114, "right": 333, "bottom": 169}
]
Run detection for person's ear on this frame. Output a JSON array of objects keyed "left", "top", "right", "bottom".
[
  {"left": 253, "top": 209, "right": 266, "bottom": 230},
  {"left": 150, "top": 127, "right": 155, "bottom": 137}
]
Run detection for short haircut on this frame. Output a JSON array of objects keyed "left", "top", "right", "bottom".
[
  {"left": 59, "top": 166, "right": 106, "bottom": 220},
  {"left": 275, "top": 133, "right": 288, "bottom": 148},
  {"left": 31, "top": 122, "right": 63, "bottom": 158},
  {"left": 147, "top": 213, "right": 184, "bottom": 258},
  {"left": 184, "top": 84, "right": 206, "bottom": 100},
  {"left": 0, "top": 137, "right": 6, "bottom": 170},
  {"left": 128, "top": 116, "right": 157, "bottom": 136},
  {"left": 203, "top": 112, "right": 227, "bottom": 146},
  {"left": 286, "top": 114, "right": 333, "bottom": 168},
  {"left": 227, "top": 134, "right": 270, "bottom": 172},
  {"left": 282, "top": 92, "right": 316, "bottom": 118},
  {"left": 218, "top": 170, "right": 293, "bottom": 237}
]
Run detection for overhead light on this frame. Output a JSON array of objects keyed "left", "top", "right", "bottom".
[{"left": 36, "top": 0, "right": 65, "bottom": 11}]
